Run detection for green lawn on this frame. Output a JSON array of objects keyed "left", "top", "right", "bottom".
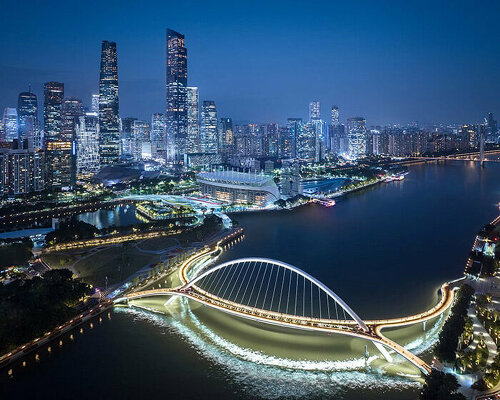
[
  {"left": 137, "top": 237, "right": 180, "bottom": 251},
  {"left": 44, "top": 244, "right": 162, "bottom": 288}
]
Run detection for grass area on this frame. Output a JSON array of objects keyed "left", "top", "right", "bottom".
[
  {"left": 137, "top": 237, "right": 180, "bottom": 251},
  {"left": 43, "top": 243, "right": 162, "bottom": 288}
]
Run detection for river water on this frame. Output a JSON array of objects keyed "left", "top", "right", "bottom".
[{"left": 2, "top": 161, "right": 500, "bottom": 400}]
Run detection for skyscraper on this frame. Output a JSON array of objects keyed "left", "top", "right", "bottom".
[
  {"left": 18, "top": 91, "right": 38, "bottom": 146},
  {"left": 75, "top": 113, "right": 100, "bottom": 175},
  {"left": 61, "top": 98, "right": 83, "bottom": 186},
  {"left": 347, "top": 117, "right": 366, "bottom": 158},
  {"left": 187, "top": 87, "right": 200, "bottom": 153},
  {"left": 200, "top": 100, "right": 218, "bottom": 153},
  {"left": 166, "top": 29, "right": 188, "bottom": 161},
  {"left": 309, "top": 101, "right": 320, "bottom": 121},
  {"left": 219, "top": 117, "right": 234, "bottom": 159},
  {"left": 91, "top": 94, "right": 99, "bottom": 114},
  {"left": 99, "top": 40, "right": 120, "bottom": 165},
  {"left": 331, "top": 106, "right": 339, "bottom": 126},
  {"left": 44, "top": 82, "right": 75, "bottom": 190},
  {"left": 151, "top": 113, "right": 167, "bottom": 156},
  {"left": 2, "top": 108, "right": 18, "bottom": 142}
]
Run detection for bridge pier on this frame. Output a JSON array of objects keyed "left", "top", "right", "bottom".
[
  {"left": 423, "top": 320, "right": 426, "bottom": 331},
  {"left": 373, "top": 342, "right": 393, "bottom": 363}
]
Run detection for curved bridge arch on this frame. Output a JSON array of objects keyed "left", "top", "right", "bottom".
[{"left": 185, "top": 257, "right": 369, "bottom": 332}]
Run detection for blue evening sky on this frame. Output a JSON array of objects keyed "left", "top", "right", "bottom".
[{"left": 0, "top": 0, "right": 499, "bottom": 125}]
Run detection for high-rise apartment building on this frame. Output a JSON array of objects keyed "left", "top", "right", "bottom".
[
  {"left": 75, "top": 113, "right": 100, "bottom": 175},
  {"left": 151, "top": 113, "right": 167, "bottom": 156},
  {"left": 99, "top": 40, "right": 120, "bottom": 165},
  {"left": 309, "top": 101, "right": 320, "bottom": 121},
  {"left": 187, "top": 87, "right": 200, "bottom": 153},
  {"left": 347, "top": 117, "right": 366, "bottom": 158},
  {"left": 166, "top": 29, "right": 188, "bottom": 161},
  {"left": 200, "top": 100, "right": 218, "bottom": 153},
  {"left": 0, "top": 146, "right": 45, "bottom": 196}
]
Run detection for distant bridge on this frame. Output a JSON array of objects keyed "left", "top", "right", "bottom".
[{"left": 116, "top": 245, "right": 456, "bottom": 374}]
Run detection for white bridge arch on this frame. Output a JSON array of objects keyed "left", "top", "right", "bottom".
[{"left": 185, "top": 257, "right": 369, "bottom": 332}]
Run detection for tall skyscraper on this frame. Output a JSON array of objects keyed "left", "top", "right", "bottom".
[
  {"left": 331, "top": 106, "right": 339, "bottom": 126},
  {"left": 75, "top": 113, "right": 100, "bottom": 175},
  {"left": 61, "top": 98, "right": 83, "bottom": 186},
  {"left": 219, "top": 117, "right": 234, "bottom": 159},
  {"left": 187, "top": 87, "right": 200, "bottom": 153},
  {"left": 120, "top": 117, "right": 137, "bottom": 157},
  {"left": 309, "top": 101, "right": 320, "bottom": 121},
  {"left": 200, "top": 100, "right": 218, "bottom": 153},
  {"left": 284, "top": 118, "right": 302, "bottom": 159},
  {"left": 99, "top": 40, "right": 120, "bottom": 165},
  {"left": 2, "top": 108, "right": 18, "bottom": 142},
  {"left": 347, "top": 117, "right": 366, "bottom": 158},
  {"left": 91, "top": 94, "right": 99, "bottom": 114},
  {"left": 44, "top": 82, "right": 74, "bottom": 190},
  {"left": 18, "top": 90, "right": 38, "bottom": 146},
  {"left": 166, "top": 29, "right": 188, "bottom": 161},
  {"left": 132, "top": 120, "right": 151, "bottom": 161},
  {"left": 151, "top": 113, "right": 167, "bottom": 156}
]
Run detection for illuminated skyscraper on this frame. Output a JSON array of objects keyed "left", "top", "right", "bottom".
[
  {"left": 219, "top": 117, "right": 234, "bottom": 159},
  {"left": 347, "top": 117, "right": 366, "bottom": 158},
  {"left": 151, "top": 113, "right": 167, "bottom": 156},
  {"left": 44, "top": 82, "right": 75, "bottom": 190},
  {"left": 2, "top": 108, "right": 18, "bottom": 142},
  {"left": 18, "top": 91, "right": 38, "bottom": 146},
  {"left": 99, "top": 40, "right": 120, "bottom": 165},
  {"left": 132, "top": 120, "right": 151, "bottom": 161},
  {"left": 200, "top": 100, "right": 218, "bottom": 153},
  {"left": 309, "top": 101, "right": 320, "bottom": 121},
  {"left": 76, "top": 113, "right": 100, "bottom": 175},
  {"left": 91, "top": 94, "right": 99, "bottom": 114},
  {"left": 331, "top": 106, "right": 339, "bottom": 126},
  {"left": 166, "top": 29, "right": 188, "bottom": 161},
  {"left": 187, "top": 87, "right": 200, "bottom": 153}
]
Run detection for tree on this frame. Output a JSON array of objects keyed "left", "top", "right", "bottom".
[{"left": 420, "top": 370, "right": 466, "bottom": 400}]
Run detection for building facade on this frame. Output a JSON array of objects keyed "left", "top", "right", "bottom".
[
  {"left": 166, "top": 29, "right": 188, "bottom": 161},
  {"left": 347, "top": 117, "right": 366, "bottom": 158},
  {"left": 201, "top": 100, "right": 218, "bottom": 153},
  {"left": 187, "top": 86, "right": 200, "bottom": 153},
  {"left": 99, "top": 40, "right": 120, "bottom": 165},
  {"left": 196, "top": 170, "right": 280, "bottom": 206}
]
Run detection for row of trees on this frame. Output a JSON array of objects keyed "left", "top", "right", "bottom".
[
  {"left": 434, "top": 284, "right": 475, "bottom": 363},
  {"left": 0, "top": 269, "right": 92, "bottom": 354},
  {"left": 45, "top": 214, "right": 198, "bottom": 246}
]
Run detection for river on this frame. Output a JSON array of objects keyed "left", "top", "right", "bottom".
[{"left": 2, "top": 160, "right": 499, "bottom": 400}]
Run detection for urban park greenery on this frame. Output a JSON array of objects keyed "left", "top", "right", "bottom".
[
  {"left": 434, "top": 284, "right": 475, "bottom": 363},
  {"left": 0, "top": 269, "right": 92, "bottom": 354}
]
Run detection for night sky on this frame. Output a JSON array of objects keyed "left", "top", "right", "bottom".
[{"left": 0, "top": 0, "right": 499, "bottom": 125}]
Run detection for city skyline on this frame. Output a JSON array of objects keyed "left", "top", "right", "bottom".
[{"left": 0, "top": 0, "right": 499, "bottom": 125}]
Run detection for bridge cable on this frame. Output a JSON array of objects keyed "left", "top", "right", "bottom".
[
  {"left": 302, "top": 275, "right": 305, "bottom": 317},
  {"left": 202, "top": 265, "right": 220, "bottom": 292},
  {"left": 239, "top": 261, "right": 258, "bottom": 304},
  {"left": 334, "top": 296, "right": 339, "bottom": 320},
  {"left": 246, "top": 261, "right": 262, "bottom": 306},
  {"left": 326, "top": 290, "right": 331, "bottom": 320},
  {"left": 229, "top": 263, "right": 253, "bottom": 303},
  {"left": 204, "top": 266, "right": 224, "bottom": 294},
  {"left": 221, "top": 262, "right": 241, "bottom": 300},
  {"left": 294, "top": 272, "right": 299, "bottom": 316},
  {"left": 309, "top": 282, "right": 314, "bottom": 318},
  {"left": 285, "top": 267, "right": 293, "bottom": 315},
  {"left": 213, "top": 263, "right": 234, "bottom": 297},
  {"left": 318, "top": 286, "right": 322, "bottom": 319},
  {"left": 254, "top": 262, "right": 267, "bottom": 308},
  {"left": 270, "top": 265, "right": 280, "bottom": 312},
  {"left": 261, "top": 263, "right": 275, "bottom": 310},
  {"left": 277, "top": 267, "right": 287, "bottom": 313},
  {"left": 225, "top": 261, "right": 246, "bottom": 301}
]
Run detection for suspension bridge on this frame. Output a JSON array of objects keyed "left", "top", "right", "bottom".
[{"left": 116, "top": 244, "right": 456, "bottom": 375}]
